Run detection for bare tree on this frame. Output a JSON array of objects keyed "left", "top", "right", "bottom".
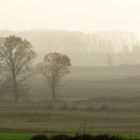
[
  {"left": 106, "top": 54, "right": 113, "bottom": 66},
  {"left": 38, "top": 52, "right": 71, "bottom": 101},
  {"left": 0, "top": 35, "right": 36, "bottom": 101}
]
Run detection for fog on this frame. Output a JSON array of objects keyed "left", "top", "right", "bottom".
[
  {"left": 0, "top": 0, "right": 140, "bottom": 37},
  {"left": 0, "top": 0, "right": 140, "bottom": 137}
]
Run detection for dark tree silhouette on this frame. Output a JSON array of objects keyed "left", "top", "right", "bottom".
[
  {"left": 0, "top": 35, "right": 36, "bottom": 101},
  {"left": 39, "top": 52, "right": 71, "bottom": 100},
  {"left": 31, "top": 135, "right": 48, "bottom": 140}
]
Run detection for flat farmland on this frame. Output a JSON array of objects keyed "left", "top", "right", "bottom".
[
  {"left": 0, "top": 66, "right": 140, "bottom": 135},
  {"left": 28, "top": 66, "right": 140, "bottom": 100}
]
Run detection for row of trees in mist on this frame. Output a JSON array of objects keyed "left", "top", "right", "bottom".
[
  {"left": 0, "top": 36, "right": 71, "bottom": 102},
  {"left": 1, "top": 30, "right": 140, "bottom": 54}
]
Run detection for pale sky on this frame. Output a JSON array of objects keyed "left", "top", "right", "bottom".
[{"left": 0, "top": 0, "right": 140, "bottom": 36}]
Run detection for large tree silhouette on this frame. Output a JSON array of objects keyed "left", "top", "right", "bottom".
[
  {"left": 39, "top": 52, "right": 71, "bottom": 100},
  {"left": 0, "top": 35, "right": 36, "bottom": 101}
]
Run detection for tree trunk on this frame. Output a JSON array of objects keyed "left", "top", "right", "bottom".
[
  {"left": 13, "top": 75, "right": 18, "bottom": 102},
  {"left": 52, "top": 85, "right": 56, "bottom": 101}
]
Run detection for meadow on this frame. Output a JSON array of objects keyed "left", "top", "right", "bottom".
[{"left": 0, "top": 66, "right": 140, "bottom": 139}]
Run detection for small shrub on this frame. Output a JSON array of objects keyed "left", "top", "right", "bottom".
[
  {"left": 72, "top": 134, "right": 125, "bottom": 140},
  {"left": 30, "top": 135, "right": 48, "bottom": 140},
  {"left": 51, "top": 134, "right": 70, "bottom": 140},
  {"left": 94, "top": 134, "right": 125, "bottom": 140},
  {"left": 73, "top": 134, "right": 93, "bottom": 140},
  {"left": 94, "top": 134, "right": 110, "bottom": 140}
]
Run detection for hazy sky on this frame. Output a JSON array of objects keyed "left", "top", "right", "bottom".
[{"left": 0, "top": 0, "right": 140, "bottom": 35}]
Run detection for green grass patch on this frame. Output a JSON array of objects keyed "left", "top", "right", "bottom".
[
  {"left": 0, "top": 133, "right": 34, "bottom": 140},
  {"left": 0, "top": 132, "right": 140, "bottom": 140}
]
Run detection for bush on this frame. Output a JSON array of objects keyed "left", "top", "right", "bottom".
[
  {"left": 94, "top": 134, "right": 110, "bottom": 140},
  {"left": 51, "top": 134, "right": 71, "bottom": 140},
  {"left": 31, "top": 134, "right": 125, "bottom": 140},
  {"left": 73, "top": 134, "right": 93, "bottom": 140},
  {"left": 31, "top": 135, "right": 48, "bottom": 140},
  {"left": 73, "top": 134, "right": 125, "bottom": 140}
]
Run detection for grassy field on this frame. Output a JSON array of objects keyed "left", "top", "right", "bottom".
[
  {"left": 0, "top": 133, "right": 33, "bottom": 140},
  {"left": 0, "top": 108, "right": 139, "bottom": 132},
  {"left": 0, "top": 66, "right": 140, "bottom": 139},
  {"left": 0, "top": 132, "right": 140, "bottom": 140},
  {"left": 28, "top": 66, "right": 140, "bottom": 100}
]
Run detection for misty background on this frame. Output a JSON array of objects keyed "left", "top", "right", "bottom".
[
  {"left": 0, "top": 0, "right": 140, "bottom": 101},
  {"left": 0, "top": 0, "right": 140, "bottom": 132},
  {"left": 1, "top": 0, "right": 140, "bottom": 66}
]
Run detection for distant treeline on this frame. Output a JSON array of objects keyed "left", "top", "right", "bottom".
[
  {"left": 0, "top": 33, "right": 140, "bottom": 102},
  {"left": 1, "top": 30, "right": 140, "bottom": 66}
]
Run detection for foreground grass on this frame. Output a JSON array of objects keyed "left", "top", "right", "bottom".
[
  {"left": 0, "top": 132, "right": 140, "bottom": 140},
  {"left": 0, "top": 133, "right": 33, "bottom": 140}
]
